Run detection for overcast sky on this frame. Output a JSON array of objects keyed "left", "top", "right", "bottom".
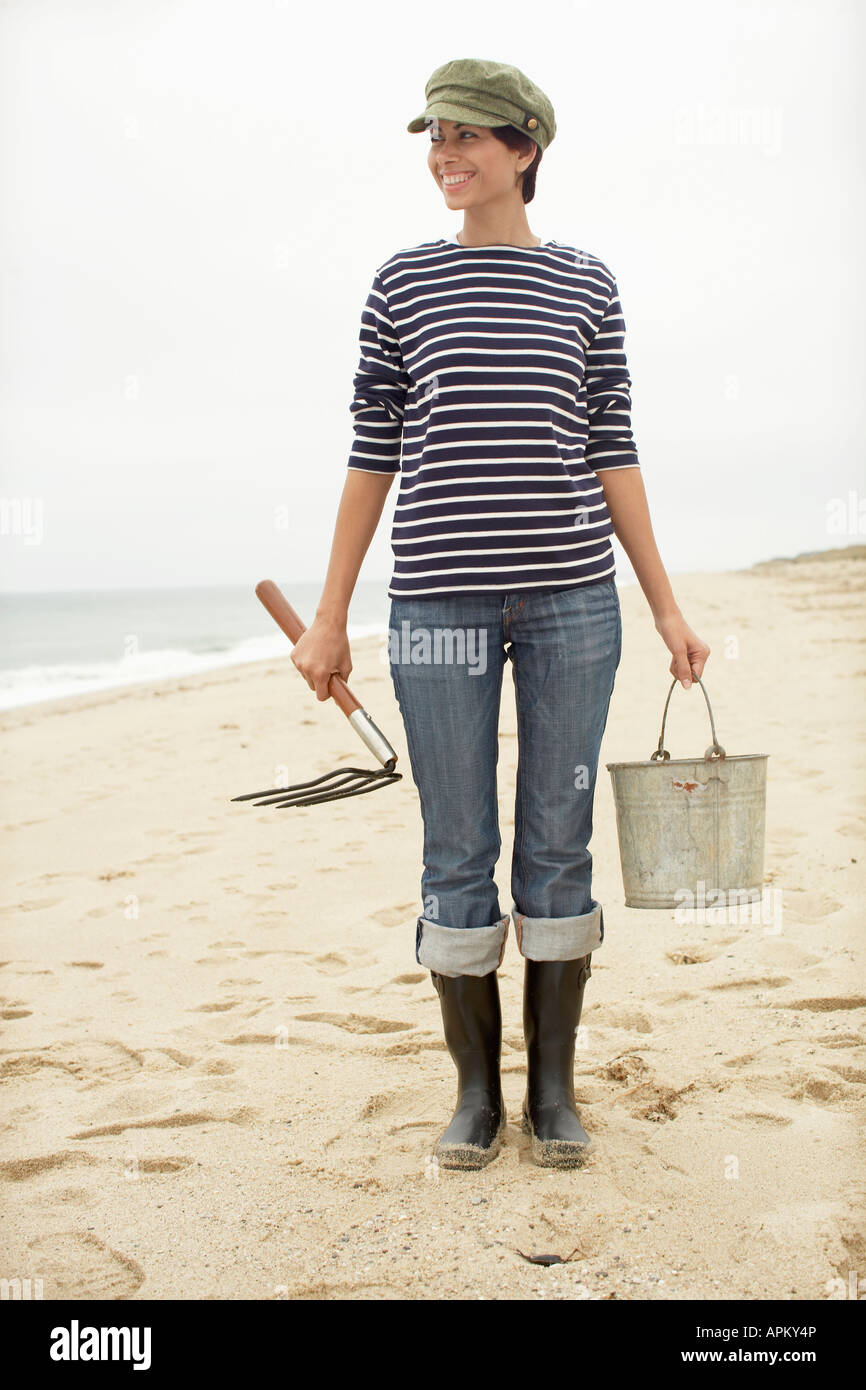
[{"left": 1, "top": 0, "right": 863, "bottom": 593}]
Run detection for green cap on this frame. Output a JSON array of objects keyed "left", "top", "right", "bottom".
[{"left": 407, "top": 58, "right": 556, "bottom": 153}]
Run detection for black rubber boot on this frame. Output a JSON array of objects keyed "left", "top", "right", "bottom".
[
  {"left": 522, "top": 954, "right": 593, "bottom": 1168},
  {"left": 430, "top": 969, "right": 507, "bottom": 1170}
]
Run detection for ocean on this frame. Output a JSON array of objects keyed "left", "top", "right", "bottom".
[{"left": 0, "top": 583, "right": 393, "bottom": 710}]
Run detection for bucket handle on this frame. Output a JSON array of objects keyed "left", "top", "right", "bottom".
[{"left": 650, "top": 676, "right": 726, "bottom": 762}]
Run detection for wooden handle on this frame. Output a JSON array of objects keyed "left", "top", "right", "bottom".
[{"left": 255, "top": 579, "right": 362, "bottom": 717}]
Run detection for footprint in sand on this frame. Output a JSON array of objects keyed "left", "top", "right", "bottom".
[
  {"left": 777, "top": 996, "right": 866, "bottom": 1012},
  {"left": 0, "top": 1150, "right": 101, "bottom": 1182},
  {"left": 368, "top": 904, "right": 416, "bottom": 928},
  {"left": 785, "top": 1070, "right": 853, "bottom": 1104},
  {"left": 721, "top": 1050, "right": 765, "bottom": 1069},
  {"left": 0, "top": 1040, "right": 144, "bottom": 1086},
  {"left": 70, "top": 1106, "right": 255, "bottom": 1139},
  {"left": 816, "top": 1031, "right": 865, "bottom": 1049},
  {"left": 826, "top": 1213, "right": 866, "bottom": 1290},
  {"left": 758, "top": 941, "right": 823, "bottom": 970},
  {"left": 730, "top": 1111, "right": 794, "bottom": 1127},
  {"left": 150, "top": 1047, "right": 196, "bottom": 1068},
  {"left": 223, "top": 1031, "right": 328, "bottom": 1050},
  {"left": 353, "top": 1087, "right": 442, "bottom": 1137},
  {"left": 377, "top": 1035, "right": 446, "bottom": 1057},
  {"left": 27, "top": 1231, "right": 144, "bottom": 1299},
  {"left": 827, "top": 1065, "right": 866, "bottom": 1084},
  {"left": 310, "top": 953, "right": 353, "bottom": 977},
  {"left": 589, "top": 1006, "right": 654, "bottom": 1034},
  {"left": 132, "top": 1156, "right": 194, "bottom": 1174},
  {"left": 622, "top": 1080, "right": 697, "bottom": 1123},
  {"left": 708, "top": 975, "right": 793, "bottom": 992},
  {"left": 390, "top": 973, "right": 426, "bottom": 986},
  {"left": 783, "top": 890, "right": 843, "bottom": 922},
  {"left": 600, "top": 1054, "right": 651, "bottom": 1084},
  {"left": 295, "top": 1012, "right": 413, "bottom": 1035}
]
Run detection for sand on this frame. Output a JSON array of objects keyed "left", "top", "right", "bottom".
[{"left": 1, "top": 548, "right": 864, "bottom": 1301}]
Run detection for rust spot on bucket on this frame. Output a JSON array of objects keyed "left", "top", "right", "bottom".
[{"left": 671, "top": 778, "right": 702, "bottom": 793}]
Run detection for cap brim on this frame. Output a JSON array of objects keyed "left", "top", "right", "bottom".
[{"left": 407, "top": 101, "right": 502, "bottom": 134}]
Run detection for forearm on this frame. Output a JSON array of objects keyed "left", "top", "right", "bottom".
[
  {"left": 597, "top": 468, "right": 680, "bottom": 622},
  {"left": 315, "top": 468, "right": 396, "bottom": 622}
]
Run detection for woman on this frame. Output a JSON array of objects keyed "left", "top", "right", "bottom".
[{"left": 292, "top": 59, "right": 710, "bottom": 1171}]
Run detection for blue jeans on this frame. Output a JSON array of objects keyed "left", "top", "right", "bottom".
[{"left": 387, "top": 578, "right": 623, "bottom": 977}]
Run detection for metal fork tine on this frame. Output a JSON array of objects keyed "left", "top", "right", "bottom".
[
  {"left": 268, "top": 770, "right": 401, "bottom": 808},
  {"left": 232, "top": 766, "right": 400, "bottom": 808},
  {"left": 233, "top": 582, "right": 403, "bottom": 812},
  {"left": 231, "top": 768, "right": 361, "bottom": 803}
]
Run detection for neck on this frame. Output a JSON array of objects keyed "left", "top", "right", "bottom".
[{"left": 456, "top": 203, "right": 541, "bottom": 248}]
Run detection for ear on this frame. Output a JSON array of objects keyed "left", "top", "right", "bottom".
[{"left": 518, "top": 141, "right": 538, "bottom": 172}]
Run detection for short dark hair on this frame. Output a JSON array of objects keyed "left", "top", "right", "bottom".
[{"left": 489, "top": 124, "right": 542, "bottom": 204}]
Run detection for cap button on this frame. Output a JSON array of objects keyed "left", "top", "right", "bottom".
[{"left": 526, "top": 116, "right": 538, "bottom": 129}]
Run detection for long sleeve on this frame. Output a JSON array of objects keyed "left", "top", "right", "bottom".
[
  {"left": 346, "top": 270, "right": 411, "bottom": 474},
  {"left": 584, "top": 274, "right": 641, "bottom": 473}
]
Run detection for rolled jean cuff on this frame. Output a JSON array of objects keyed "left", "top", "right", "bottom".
[
  {"left": 415, "top": 914, "right": 510, "bottom": 979},
  {"left": 511, "top": 901, "right": 604, "bottom": 961}
]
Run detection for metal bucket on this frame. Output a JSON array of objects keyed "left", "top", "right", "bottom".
[{"left": 605, "top": 677, "right": 768, "bottom": 909}]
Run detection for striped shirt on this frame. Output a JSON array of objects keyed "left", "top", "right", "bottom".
[{"left": 346, "top": 237, "right": 641, "bottom": 598}]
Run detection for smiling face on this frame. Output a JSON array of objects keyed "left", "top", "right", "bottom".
[{"left": 426, "top": 117, "right": 536, "bottom": 206}]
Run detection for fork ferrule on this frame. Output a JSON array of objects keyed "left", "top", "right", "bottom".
[{"left": 348, "top": 709, "right": 398, "bottom": 769}]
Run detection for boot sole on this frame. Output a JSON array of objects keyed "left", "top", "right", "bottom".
[
  {"left": 521, "top": 1110, "right": 591, "bottom": 1169},
  {"left": 434, "top": 1110, "right": 507, "bottom": 1171}
]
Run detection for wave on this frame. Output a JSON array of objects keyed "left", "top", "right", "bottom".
[{"left": 0, "top": 622, "right": 389, "bottom": 710}]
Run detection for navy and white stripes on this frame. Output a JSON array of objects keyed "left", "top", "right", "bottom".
[{"left": 347, "top": 238, "right": 640, "bottom": 598}]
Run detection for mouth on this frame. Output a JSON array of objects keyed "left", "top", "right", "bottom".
[{"left": 441, "top": 172, "right": 476, "bottom": 190}]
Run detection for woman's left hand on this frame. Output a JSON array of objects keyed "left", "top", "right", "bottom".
[{"left": 654, "top": 610, "right": 711, "bottom": 689}]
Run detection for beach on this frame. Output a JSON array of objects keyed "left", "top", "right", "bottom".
[{"left": 1, "top": 547, "right": 864, "bottom": 1301}]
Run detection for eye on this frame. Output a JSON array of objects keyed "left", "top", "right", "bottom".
[{"left": 429, "top": 131, "right": 477, "bottom": 142}]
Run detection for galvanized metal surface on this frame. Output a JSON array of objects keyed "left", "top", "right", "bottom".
[{"left": 605, "top": 678, "right": 769, "bottom": 909}]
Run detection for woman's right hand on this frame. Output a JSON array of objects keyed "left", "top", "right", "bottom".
[{"left": 290, "top": 614, "right": 353, "bottom": 702}]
